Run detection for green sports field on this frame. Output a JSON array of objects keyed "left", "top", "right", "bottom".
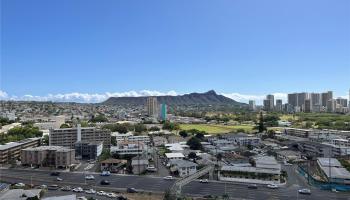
[{"left": 179, "top": 124, "right": 254, "bottom": 134}]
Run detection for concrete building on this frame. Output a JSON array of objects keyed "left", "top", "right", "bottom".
[
  {"left": 327, "top": 99, "right": 337, "bottom": 113},
  {"left": 21, "top": 146, "right": 75, "bottom": 168},
  {"left": 263, "top": 95, "right": 274, "bottom": 111},
  {"left": 131, "top": 155, "right": 149, "bottom": 175},
  {"left": 284, "top": 128, "right": 313, "bottom": 138},
  {"left": 110, "top": 141, "right": 147, "bottom": 157},
  {"left": 222, "top": 133, "right": 260, "bottom": 146},
  {"left": 336, "top": 98, "right": 348, "bottom": 108},
  {"left": 49, "top": 125, "right": 111, "bottom": 149},
  {"left": 0, "top": 138, "right": 41, "bottom": 164},
  {"left": 160, "top": 103, "right": 167, "bottom": 121},
  {"left": 288, "top": 93, "right": 298, "bottom": 108},
  {"left": 165, "top": 153, "right": 185, "bottom": 161},
  {"left": 249, "top": 100, "right": 256, "bottom": 111},
  {"left": 276, "top": 99, "right": 283, "bottom": 112},
  {"left": 317, "top": 158, "right": 350, "bottom": 184},
  {"left": 304, "top": 99, "right": 312, "bottom": 113},
  {"left": 311, "top": 93, "right": 321, "bottom": 108},
  {"left": 322, "top": 91, "right": 333, "bottom": 108},
  {"left": 170, "top": 159, "right": 198, "bottom": 177},
  {"left": 297, "top": 93, "right": 310, "bottom": 108},
  {"left": 34, "top": 116, "right": 65, "bottom": 130},
  {"left": 298, "top": 141, "right": 350, "bottom": 157},
  {"left": 219, "top": 156, "right": 281, "bottom": 184},
  {"left": 74, "top": 141, "right": 103, "bottom": 160},
  {"left": 146, "top": 97, "right": 158, "bottom": 118},
  {"left": 0, "top": 189, "right": 42, "bottom": 200}
]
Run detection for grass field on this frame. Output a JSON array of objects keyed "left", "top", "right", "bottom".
[{"left": 179, "top": 124, "right": 254, "bottom": 134}]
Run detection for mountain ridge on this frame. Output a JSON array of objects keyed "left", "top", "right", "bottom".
[{"left": 102, "top": 90, "right": 245, "bottom": 106}]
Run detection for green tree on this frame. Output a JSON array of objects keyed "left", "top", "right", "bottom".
[
  {"left": 188, "top": 152, "right": 197, "bottom": 159},
  {"left": 162, "top": 121, "right": 180, "bottom": 131},
  {"left": 179, "top": 130, "right": 188, "bottom": 138},
  {"left": 89, "top": 114, "right": 108, "bottom": 123},
  {"left": 60, "top": 123, "right": 71, "bottom": 128},
  {"left": 149, "top": 126, "right": 160, "bottom": 131},
  {"left": 98, "top": 149, "right": 111, "bottom": 161},
  {"left": 256, "top": 112, "right": 266, "bottom": 133},
  {"left": 134, "top": 123, "right": 147, "bottom": 133},
  {"left": 186, "top": 137, "right": 203, "bottom": 150}
]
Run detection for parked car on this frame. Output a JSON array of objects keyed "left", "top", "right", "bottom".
[
  {"left": 298, "top": 188, "right": 311, "bottom": 195},
  {"left": 267, "top": 184, "right": 278, "bottom": 189},
  {"left": 50, "top": 172, "right": 60, "bottom": 176},
  {"left": 56, "top": 177, "right": 63, "bottom": 181},
  {"left": 248, "top": 184, "right": 258, "bottom": 189},
  {"left": 163, "top": 176, "right": 174, "bottom": 180},
  {"left": 85, "top": 175, "right": 95, "bottom": 180},
  {"left": 101, "top": 171, "right": 111, "bottom": 176},
  {"left": 15, "top": 183, "right": 25, "bottom": 187},
  {"left": 127, "top": 187, "right": 138, "bottom": 193},
  {"left": 200, "top": 179, "right": 209, "bottom": 183},
  {"left": 100, "top": 180, "right": 110, "bottom": 185},
  {"left": 146, "top": 166, "right": 157, "bottom": 172}
]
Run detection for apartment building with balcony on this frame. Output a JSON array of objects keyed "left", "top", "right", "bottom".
[
  {"left": 49, "top": 124, "right": 111, "bottom": 149},
  {"left": 0, "top": 138, "right": 41, "bottom": 164},
  {"left": 21, "top": 146, "right": 75, "bottom": 168}
]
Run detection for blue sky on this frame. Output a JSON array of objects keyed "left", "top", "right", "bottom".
[{"left": 1, "top": 0, "right": 350, "bottom": 103}]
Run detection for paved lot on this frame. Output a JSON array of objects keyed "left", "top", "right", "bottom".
[{"left": 1, "top": 168, "right": 350, "bottom": 200}]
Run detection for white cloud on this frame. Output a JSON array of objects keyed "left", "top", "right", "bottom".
[
  {"left": 0, "top": 90, "right": 8, "bottom": 99},
  {"left": 221, "top": 92, "right": 288, "bottom": 105},
  {"left": 0, "top": 90, "right": 178, "bottom": 103}
]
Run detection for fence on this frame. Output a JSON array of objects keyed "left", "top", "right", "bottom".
[{"left": 297, "top": 165, "right": 350, "bottom": 191}]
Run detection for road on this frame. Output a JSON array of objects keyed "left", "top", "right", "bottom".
[{"left": 1, "top": 168, "right": 349, "bottom": 200}]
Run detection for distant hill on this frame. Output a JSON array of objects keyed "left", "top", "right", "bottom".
[{"left": 102, "top": 90, "right": 245, "bottom": 106}]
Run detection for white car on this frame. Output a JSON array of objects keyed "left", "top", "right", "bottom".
[
  {"left": 163, "top": 176, "right": 174, "bottom": 180},
  {"left": 146, "top": 166, "right": 157, "bottom": 172},
  {"left": 107, "top": 193, "right": 118, "bottom": 198},
  {"left": 267, "top": 184, "right": 278, "bottom": 189},
  {"left": 85, "top": 189, "right": 96, "bottom": 194},
  {"left": 101, "top": 171, "right": 111, "bottom": 176},
  {"left": 56, "top": 177, "right": 63, "bottom": 181},
  {"left": 200, "top": 179, "right": 209, "bottom": 183},
  {"left": 298, "top": 188, "right": 311, "bottom": 195},
  {"left": 97, "top": 191, "right": 106, "bottom": 196},
  {"left": 85, "top": 175, "right": 95, "bottom": 180},
  {"left": 15, "top": 183, "right": 25, "bottom": 187},
  {"left": 73, "top": 187, "right": 84, "bottom": 193}
]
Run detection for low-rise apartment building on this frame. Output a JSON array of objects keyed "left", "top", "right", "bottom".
[
  {"left": 110, "top": 141, "right": 147, "bottom": 157},
  {"left": 170, "top": 159, "right": 198, "bottom": 177},
  {"left": 21, "top": 146, "right": 75, "bottom": 168},
  {"left": 218, "top": 156, "right": 281, "bottom": 185},
  {"left": 298, "top": 141, "right": 350, "bottom": 157},
  {"left": 0, "top": 138, "right": 41, "bottom": 164}
]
